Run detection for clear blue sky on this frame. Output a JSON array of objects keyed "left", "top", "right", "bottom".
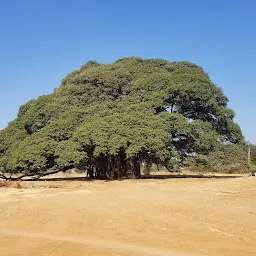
[{"left": 0, "top": 0, "right": 255, "bottom": 142}]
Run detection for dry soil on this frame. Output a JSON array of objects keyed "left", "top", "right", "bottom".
[{"left": 0, "top": 175, "right": 255, "bottom": 256}]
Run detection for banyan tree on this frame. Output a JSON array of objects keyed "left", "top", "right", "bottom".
[{"left": 0, "top": 57, "right": 247, "bottom": 180}]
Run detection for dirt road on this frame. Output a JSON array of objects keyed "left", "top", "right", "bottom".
[{"left": 0, "top": 176, "right": 255, "bottom": 255}]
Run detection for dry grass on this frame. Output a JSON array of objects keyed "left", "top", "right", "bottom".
[
  {"left": 0, "top": 180, "right": 7, "bottom": 187},
  {"left": 0, "top": 180, "right": 25, "bottom": 189}
]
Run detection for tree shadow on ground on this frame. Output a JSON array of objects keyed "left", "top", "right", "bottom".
[{"left": 23, "top": 173, "right": 244, "bottom": 182}]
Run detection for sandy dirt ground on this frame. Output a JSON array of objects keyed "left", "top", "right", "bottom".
[{"left": 0, "top": 175, "right": 255, "bottom": 256}]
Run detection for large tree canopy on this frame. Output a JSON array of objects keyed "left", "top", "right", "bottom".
[{"left": 0, "top": 57, "right": 247, "bottom": 179}]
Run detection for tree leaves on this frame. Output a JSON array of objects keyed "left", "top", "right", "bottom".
[{"left": 0, "top": 57, "right": 247, "bottom": 178}]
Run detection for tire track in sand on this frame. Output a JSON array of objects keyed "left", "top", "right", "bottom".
[{"left": 0, "top": 228, "right": 196, "bottom": 256}]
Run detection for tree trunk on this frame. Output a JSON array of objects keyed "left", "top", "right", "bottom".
[
  {"left": 133, "top": 156, "right": 141, "bottom": 179},
  {"left": 117, "top": 154, "right": 122, "bottom": 180}
]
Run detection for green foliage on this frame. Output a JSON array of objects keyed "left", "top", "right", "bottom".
[
  {"left": 193, "top": 143, "right": 248, "bottom": 173},
  {"left": 54, "top": 140, "right": 84, "bottom": 168},
  {"left": 249, "top": 143, "right": 256, "bottom": 165},
  {"left": 7, "top": 134, "right": 56, "bottom": 173},
  {"left": 0, "top": 57, "right": 247, "bottom": 179}
]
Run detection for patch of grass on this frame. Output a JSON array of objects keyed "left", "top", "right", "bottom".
[
  {"left": 13, "top": 182, "right": 24, "bottom": 189},
  {"left": 0, "top": 180, "right": 8, "bottom": 187},
  {"left": 0, "top": 180, "right": 26, "bottom": 189},
  {"left": 48, "top": 184, "right": 62, "bottom": 189}
]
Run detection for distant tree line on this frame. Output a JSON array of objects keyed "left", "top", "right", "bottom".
[
  {"left": 0, "top": 57, "right": 248, "bottom": 180},
  {"left": 249, "top": 143, "right": 256, "bottom": 166}
]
